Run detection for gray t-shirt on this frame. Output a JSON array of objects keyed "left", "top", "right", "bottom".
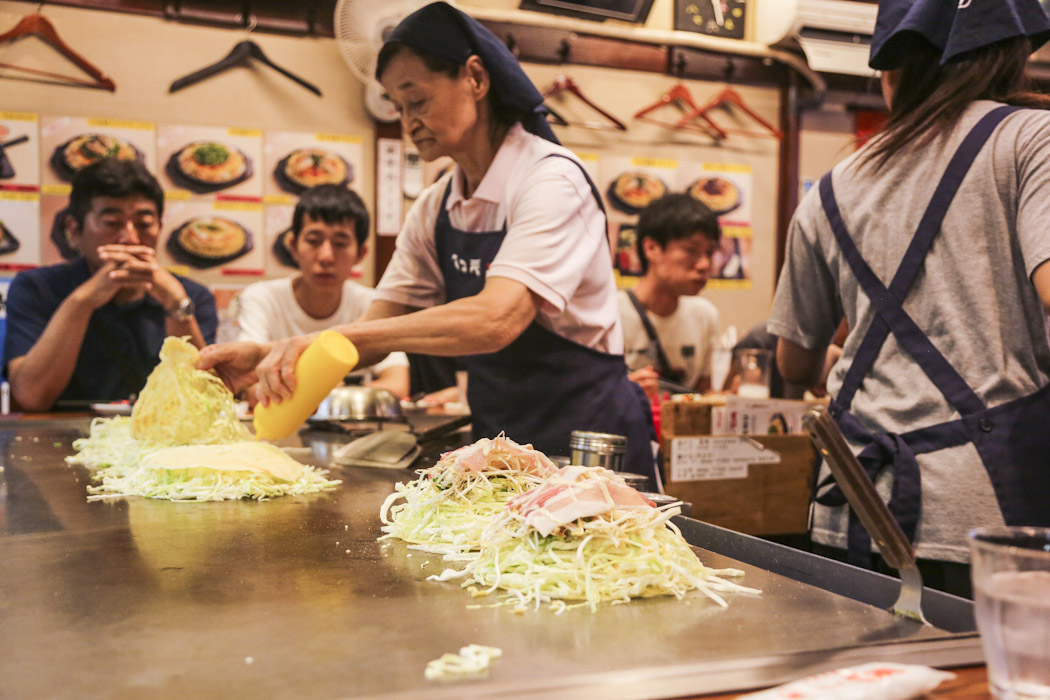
[{"left": 769, "top": 101, "right": 1050, "bottom": 563}]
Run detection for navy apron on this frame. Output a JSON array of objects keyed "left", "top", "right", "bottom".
[
  {"left": 817, "top": 105, "right": 1050, "bottom": 566},
  {"left": 435, "top": 154, "right": 657, "bottom": 482}
]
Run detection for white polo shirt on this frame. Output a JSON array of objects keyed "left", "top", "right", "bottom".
[{"left": 374, "top": 124, "right": 622, "bottom": 354}]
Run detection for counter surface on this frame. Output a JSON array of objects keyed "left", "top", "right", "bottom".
[{"left": 0, "top": 418, "right": 988, "bottom": 699}]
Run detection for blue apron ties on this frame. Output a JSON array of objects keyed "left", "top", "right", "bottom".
[
  {"left": 435, "top": 154, "right": 657, "bottom": 481},
  {"left": 817, "top": 105, "right": 1050, "bottom": 567}
]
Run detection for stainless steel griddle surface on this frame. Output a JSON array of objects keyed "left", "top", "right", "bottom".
[{"left": 0, "top": 419, "right": 979, "bottom": 700}]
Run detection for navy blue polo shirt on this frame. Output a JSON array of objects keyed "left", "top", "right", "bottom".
[{"left": 3, "top": 257, "right": 217, "bottom": 406}]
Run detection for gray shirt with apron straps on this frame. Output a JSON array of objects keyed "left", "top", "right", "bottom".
[{"left": 770, "top": 101, "right": 1050, "bottom": 564}]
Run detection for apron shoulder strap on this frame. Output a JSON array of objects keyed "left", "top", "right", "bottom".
[
  {"left": 624, "top": 289, "right": 678, "bottom": 381},
  {"left": 824, "top": 105, "right": 1022, "bottom": 415},
  {"left": 539, "top": 152, "right": 606, "bottom": 217}
]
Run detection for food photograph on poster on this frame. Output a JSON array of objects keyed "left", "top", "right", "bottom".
[
  {"left": 264, "top": 131, "right": 362, "bottom": 197},
  {"left": 158, "top": 200, "right": 263, "bottom": 274},
  {"left": 0, "top": 194, "right": 37, "bottom": 264},
  {"left": 40, "top": 117, "right": 155, "bottom": 186},
  {"left": 0, "top": 195, "right": 39, "bottom": 269},
  {"left": 678, "top": 163, "right": 753, "bottom": 225},
  {"left": 0, "top": 112, "right": 39, "bottom": 186},
  {"left": 613, "top": 222, "right": 643, "bottom": 278},
  {"left": 606, "top": 169, "right": 668, "bottom": 215},
  {"left": 264, "top": 203, "right": 297, "bottom": 272},
  {"left": 711, "top": 230, "right": 752, "bottom": 282},
  {"left": 158, "top": 125, "right": 263, "bottom": 198}
]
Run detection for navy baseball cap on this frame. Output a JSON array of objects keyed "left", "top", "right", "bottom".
[{"left": 870, "top": 0, "right": 1050, "bottom": 71}]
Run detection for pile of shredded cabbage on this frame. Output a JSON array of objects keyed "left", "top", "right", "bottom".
[
  {"left": 379, "top": 436, "right": 556, "bottom": 555},
  {"left": 130, "top": 334, "right": 251, "bottom": 448},
  {"left": 431, "top": 482, "right": 759, "bottom": 613},
  {"left": 67, "top": 337, "right": 340, "bottom": 501}
]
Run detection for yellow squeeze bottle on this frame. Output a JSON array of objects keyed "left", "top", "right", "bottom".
[{"left": 253, "top": 330, "right": 359, "bottom": 441}]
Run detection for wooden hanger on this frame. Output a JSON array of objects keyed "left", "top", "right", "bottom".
[
  {"left": 0, "top": 13, "right": 115, "bottom": 91},
  {"left": 634, "top": 83, "right": 727, "bottom": 140},
  {"left": 541, "top": 75, "right": 627, "bottom": 132},
  {"left": 676, "top": 86, "right": 783, "bottom": 140},
  {"left": 169, "top": 39, "right": 322, "bottom": 96}
]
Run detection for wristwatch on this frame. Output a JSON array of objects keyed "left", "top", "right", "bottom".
[{"left": 166, "top": 296, "right": 196, "bottom": 322}]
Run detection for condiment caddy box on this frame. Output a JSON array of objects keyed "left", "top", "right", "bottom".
[{"left": 660, "top": 396, "right": 823, "bottom": 536}]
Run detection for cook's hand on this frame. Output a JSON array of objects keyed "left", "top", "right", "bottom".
[
  {"left": 628, "top": 365, "right": 660, "bottom": 402},
  {"left": 197, "top": 341, "right": 270, "bottom": 394},
  {"left": 421, "top": 386, "right": 461, "bottom": 406},
  {"left": 254, "top": 334, "right": 317, "bottom": 406}
]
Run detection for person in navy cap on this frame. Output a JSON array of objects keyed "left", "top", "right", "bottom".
[
  {"left": 198, "top": 2, "right": 657, "bottom": 483},
  {"left": 769, "top": 0, "right": 1050, "bottom": 596}
]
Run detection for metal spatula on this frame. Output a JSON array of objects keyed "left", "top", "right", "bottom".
[
  {"left": 803, "top": 406, "right": 930, "bottom": 625},
  {"left": 333, "top": 431, "right": 420, "bottom": 469}
]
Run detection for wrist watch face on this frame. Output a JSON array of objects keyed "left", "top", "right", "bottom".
[{"left": 171, "top": 296, "right": 195, "bottom": 321}]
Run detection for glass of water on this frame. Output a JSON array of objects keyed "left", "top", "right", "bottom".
[
  {"left": 970, "top": 527, "right": 1050, "bottom": 700},
  {"left": 736, "top": 348, "right": 773, "bottom": 399}
]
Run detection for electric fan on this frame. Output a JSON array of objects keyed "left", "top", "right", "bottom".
[{"left": 333, "top": 0, "right": 456, "bottom": 122}]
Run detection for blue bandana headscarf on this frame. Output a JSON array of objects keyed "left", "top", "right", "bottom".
[
  {"left": 378, "top": 2, "right": 559, "bottom": 145},
  {"left": 870, "top": 0, "right": 1050, "bottom": 71}
]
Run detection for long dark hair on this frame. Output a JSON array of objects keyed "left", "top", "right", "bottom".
[{"left": 866, "top": 36, "right": 1050, "bottom": 170}]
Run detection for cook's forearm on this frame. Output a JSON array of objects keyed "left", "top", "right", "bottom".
[{"left": 337, "top": 280, "right": 537, "bottom": 365}]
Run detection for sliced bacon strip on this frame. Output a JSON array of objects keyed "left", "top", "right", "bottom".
[
  {"left": 508, "top": 465, "right": 654, "bottom": 536},
  {"left": 437, "top": 436, "right": 558, "bottom": 476}
]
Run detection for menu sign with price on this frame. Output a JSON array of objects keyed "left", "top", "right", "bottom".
[{"left": 670, "top": 435, "right": 781, "bottom": 482}]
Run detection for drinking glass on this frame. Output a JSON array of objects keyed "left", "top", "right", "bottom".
[
  {"left": 969, "top": 527, "right": 1050, "bottom": 700},
  {"left": 736, "top": 348, "right": 772, "bottom": 399}
]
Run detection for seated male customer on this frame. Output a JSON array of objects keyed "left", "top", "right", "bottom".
[
  {"left": 4, "top": 158, "right": 217, "bottom": 410},
  {"left": 619, "top": 193, "right": 721, "bottom": 400},
  {"left": 236, "top": 184, "right": 409, "bottom": 398}
]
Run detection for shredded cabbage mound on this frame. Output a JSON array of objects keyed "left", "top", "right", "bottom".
[
  {"left": 131, "top": 336, "right": 252, "bottom": 448},
  {"left": 67, "top": 337, "right": 340, "bottom": 502},
  {"left": 379, "top": 435, "right": 558, "bottom": 555},
  {"left": 431, "top": 467, "right": 760, "bottom": 613}
]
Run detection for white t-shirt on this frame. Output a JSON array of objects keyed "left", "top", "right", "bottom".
[
  {"left": 375, "top": 123, "right": 622, "bottom": 353},
  {"left": 236, "top": 277, "right": 409, "bottom": 380},
  {"left": 618, "top": 290, "right": 720, "bottom": 389}
]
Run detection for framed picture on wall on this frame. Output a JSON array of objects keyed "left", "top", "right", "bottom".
[{"left": 520, "top": 0, "right": 655, "bottom": 23}]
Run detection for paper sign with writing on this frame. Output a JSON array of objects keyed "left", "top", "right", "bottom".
[{"left": 671, "top": 436, "right": 781, "bottom": 482}]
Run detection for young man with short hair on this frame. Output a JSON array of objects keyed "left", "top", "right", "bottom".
[
  {"left": 4, "top": 158, "right": 217, "bottom": 410},
  {"left": 236, "top": 184, "right": 410, "bottom": 398},
  {"left": 619, "top": 193, "right": 721, "bottom": 399}
]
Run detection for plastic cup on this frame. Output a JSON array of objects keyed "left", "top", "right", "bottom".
[
  {"left": 969, "top": 527, "right": 1050, "bottom": 700},
  {"left": 736, "top": 348, "right": 773, "bottom": 399}
]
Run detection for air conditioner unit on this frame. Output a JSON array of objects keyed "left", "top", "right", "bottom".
[{"left": 754, "top": 0, "right": 878, "bottom": 77}]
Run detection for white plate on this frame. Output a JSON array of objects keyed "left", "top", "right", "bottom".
[{"left": 90, "top": 402, "right": 133, "bottom": 417}]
